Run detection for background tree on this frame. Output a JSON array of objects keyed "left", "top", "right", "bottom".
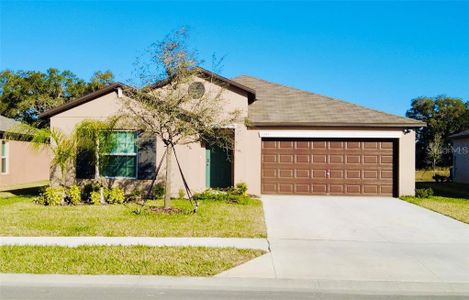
[
  {"left": 427, "top": 134, "right": 443, "bottom": 175},
  {"left": 0, "top": 68, "right": 114, "bottom": 126},
  {"left": 123, "top": 28, "right": 241, "bottom": 209},
  {"left": 406, "top": 95, "right": 469, "bottom": 168}
]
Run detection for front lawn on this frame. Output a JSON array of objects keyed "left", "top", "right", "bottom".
[
  {"left": 401, "top": 182, "right": 469, "bottom": 224},
  {"left": 0, "top": 245, "right": 264, "bottom": 276},
  {"left": 0, "top": 195, "right": 266, "bottom": 237}
]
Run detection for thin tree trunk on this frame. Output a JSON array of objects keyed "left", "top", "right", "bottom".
[
  {"left": 95, "top": 137, "right": 106, "bottom": 204},
  {"left": 164, "top": 145, "right": 172, "bottom": 209}
]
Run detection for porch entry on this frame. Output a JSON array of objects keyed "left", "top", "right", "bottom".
[{"left": 205, "top": 145, "right": 233, "bottom": 188}]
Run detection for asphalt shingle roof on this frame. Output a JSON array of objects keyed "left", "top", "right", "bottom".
[{"left": 232, "top": 75, "right": 425, "bottom": 127}]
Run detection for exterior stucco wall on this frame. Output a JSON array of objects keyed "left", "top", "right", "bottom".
[
  {"left": 235, "top": 127, "right": 416, "bottom": 196},
  {"left": 0, "top": 139, "right": 51, "bottom": 189},
  {"left": 49, "top": 80, "right": 417, "bottom": 197},
  {"left": 398, "top": 130, "right": 416, "bottom": 196},
  {"left": 452, "top": 138, "right": 469, "bottom": 183},
  {"left": 49, "top": 78, "right": 249, "bottom": 196}
]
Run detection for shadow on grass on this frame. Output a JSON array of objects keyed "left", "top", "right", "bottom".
[
  {"left": 417, "top": 182, "right": 469, "bottom": 199},
  {"left": 2, "top": 186, "right": 45, "bottom": 197}
]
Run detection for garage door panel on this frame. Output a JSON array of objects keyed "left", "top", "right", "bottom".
[{"left": 261, "top": 139, "right": 396, "bottom": 196}]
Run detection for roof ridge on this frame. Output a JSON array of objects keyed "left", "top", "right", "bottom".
[{"left": 233, "top": 75, "right": 420, "bottom": 123}]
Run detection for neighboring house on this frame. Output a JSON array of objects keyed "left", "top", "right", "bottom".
[
  {"left": 0, "top": 115, "right": 51, "bottom": 191},
  {"left": 450, "top": 130, "right": 469, "bottom": 183},
  {"left": 40, "top": 68, "right": 424, "bottom": 197}
]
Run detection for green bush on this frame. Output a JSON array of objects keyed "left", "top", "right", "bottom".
[
  {"left": 67, "top": 185, "right": 81, "bottom": 205},
  {"left": 108, "top": 187, "right": 125, "bottom": 204},
  {"left": 415, "top": 188, "right": 434, "bottom": 198},
  {"left": 177, "top": 189, "right": 186, "bottom": 200},
  {"left": 152, "top": 182, "right": 165, "bottom": 199},
  {"left": 233, "top": 182, "right": 248, "bottom": 195},
  {"left": 193, "top": 187, "right": 252, "bottom": 205},
  {"left": 90, "top": 191, "right": 101, "bottom": 205},
  {"left": 36, "top": 186, "right": 65, "bottom": 206}
]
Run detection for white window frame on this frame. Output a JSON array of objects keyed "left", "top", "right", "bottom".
[
  {"left": 102, "top": 130, "right": 138, "bottom": 179},
  {"left": 1, "top": 140, "right": 8, "bottom": 175}
]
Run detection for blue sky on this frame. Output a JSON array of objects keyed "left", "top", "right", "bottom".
[{"left": 1, "top": 1, "right": 468, "bottom": 116}]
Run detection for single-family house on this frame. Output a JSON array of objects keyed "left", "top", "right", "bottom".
[
  {"left": 450, "top": 130, "right": 469, "bottom": 183},
  {"left": 0, "top": 115, "right": 51, "bottom": 191},
  {"left": 39, "top": 69, "right": 425, "bottom": 197}
]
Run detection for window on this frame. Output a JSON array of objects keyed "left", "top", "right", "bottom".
[
  {"left": 101, "top": 131, "right": 137, "bottom": 178},
  {"left": 1, "top": 140, "right": 8, "bottom": 174}
]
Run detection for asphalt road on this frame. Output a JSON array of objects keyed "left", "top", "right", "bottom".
[{"left": 1, "top": 286, "right": 467, "bottom": 300}]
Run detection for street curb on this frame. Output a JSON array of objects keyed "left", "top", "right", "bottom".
[{"left": 1, "top": 274, "right": 469, "bottom": 295}]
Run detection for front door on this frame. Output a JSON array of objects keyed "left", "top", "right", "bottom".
[{"left": 206, "top": 145, "right": 232, "bottom": 189}]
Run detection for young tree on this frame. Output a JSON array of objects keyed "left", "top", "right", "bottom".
[
  {"left": 6, "top": 118, "right": 118, "bottom": 203},
  {"left": 122, "top": 29, "right": 241, "bottom": 209},
  {"left": 72, "top": 119, "right": 119, "bottom": 204},
  {"left": 5, "top": 124, "right": 76, "bottom": 189},
  {"left": 427, "top": 134, "right": 443, "bottom": 175}
]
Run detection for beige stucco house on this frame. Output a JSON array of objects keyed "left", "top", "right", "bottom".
[
  {"left": 0, "top": 115, "right": 51, "bottom": 191},
  {"left": 40, "top": 69, "right": 424, "bottom": 197},
  {"left": 450, "top": 130, "right": 469, "bottom": 183}
]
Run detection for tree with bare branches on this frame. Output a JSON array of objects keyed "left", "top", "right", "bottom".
[{"left": 122, "top": 29, "right": 241, "bottom": 209}]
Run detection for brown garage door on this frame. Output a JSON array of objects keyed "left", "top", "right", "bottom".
[{"left": 261, "top": 139, "right": 396, "bottom": 196}]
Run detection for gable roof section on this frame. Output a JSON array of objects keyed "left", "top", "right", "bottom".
[
  {"left": 39, "top": 83, "right": 126, "bottom": 119},
  {"left": 232, "top": 75, "right": 425, "bottom": 128},
  {"left": 40, "top": 68, "right": 256, "bottom": 119},
  {"left": 146, "top": 67, "right": 256, "bottom": 102},
  {"left": 0, "top": 115, "right": 19, "bottom": 132},
  {"left": 449, "top": 130, "right": 469, "bottom": 140}
]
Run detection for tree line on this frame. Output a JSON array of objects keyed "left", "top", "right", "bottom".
[
  {"left": 406, "top": 95, "right": 469, "bottom": 168},
  {"left": 0, "top": 68, "right": 114, "bottom": 126},
  {"left": 1, "top": 65, "right": 467, "bottom": 170}
]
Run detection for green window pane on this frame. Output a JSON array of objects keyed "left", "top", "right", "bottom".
[
  {"left": 1, "top": 158, "right": 6, "bottom": 173},
  {"left": 109, "top": 132, "right": 136, "bottom": 154},
  {"left": 101, "top": 156, "right": 136, "bottom": 178},
  {"left": 1, "top": 141, "right": 6, "bottom": 156}
]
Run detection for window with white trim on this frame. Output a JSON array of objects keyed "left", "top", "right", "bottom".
[
  {"left": 1, "top": 140, "right": 8, "bottom": 174},
  {"left": 101, "top": 131, "right": 137, "bottom": 178}
]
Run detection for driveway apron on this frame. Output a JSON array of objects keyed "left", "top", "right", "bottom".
[{"left": 218, "top": 195, "right": 469, "bottom": 282}]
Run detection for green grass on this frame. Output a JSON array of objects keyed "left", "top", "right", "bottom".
[
  {"left": 0, "top": 245, "right": 265, "bottom": 276},
  {"left": 401, "top": 182, "right": 469, "bottom": 224},
  {"left": 0, "top": 195, "right": 266, "bottom": 237},
  {"left": 416, "top": 168, "right": 450, "bottom": 182}
]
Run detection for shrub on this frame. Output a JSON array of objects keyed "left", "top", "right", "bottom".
[
  {"left": 193, "top": 187, "right": 252, "bottom": 205},
  {"left": 67, "top": 185, "right": 81, "bottom": 205},
  {"left": 233, "top": 182, "right": 248, "bottom": 195},
  {"left": 36, "top": 186, "right": 65, "bottom": 206},
  {"left": 90, "top": 191, "right": 101, "bottom": 205},
  {"left": 127, "top": 190, "right": 142, "bottom": 202},
  {"left": 415, "top": 188, "right": 434, "bottom": 198},
  {"left": 177, "top": 189, "right": 186, "bottom": 200},
  {"left": 152, "top": 182, "right": 165, "bottom": 199},
  {"left": 107, "top": 187, "right": 125, "bottom": 204}
]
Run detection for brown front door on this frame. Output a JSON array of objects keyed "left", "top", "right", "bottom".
[{"left": 261, "top": 139, "right": 396, "bottom": 196}]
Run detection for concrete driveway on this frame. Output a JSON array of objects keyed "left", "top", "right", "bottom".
[{"left": 219, "top": 196, "right": 469, "bottom": 282}]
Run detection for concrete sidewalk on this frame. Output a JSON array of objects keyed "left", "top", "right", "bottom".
[{"left": 0, "top": 236, "right": 269, "bottom": 251}]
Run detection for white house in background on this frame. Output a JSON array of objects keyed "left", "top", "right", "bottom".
[{"left": 450, "top": 130, "right": 469, "bottom": 184}]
